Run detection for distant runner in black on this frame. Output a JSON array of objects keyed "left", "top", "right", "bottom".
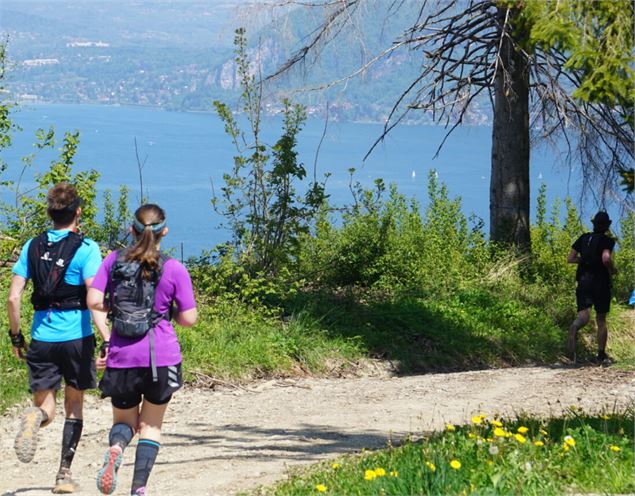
[{"left": 566, "top": 211, "right": 617, "bottom": 364}]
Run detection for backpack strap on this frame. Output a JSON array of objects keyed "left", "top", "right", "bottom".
[{"left": 149, "top": 253, "right": 171, "bottom": 382}]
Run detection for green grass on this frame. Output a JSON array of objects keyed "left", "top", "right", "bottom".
[
  {"left": 257, "top": 409, "right": 635, "bottom": 496},
  {"left": 2, "top": 263, "right": 634, "bottom": 413}
]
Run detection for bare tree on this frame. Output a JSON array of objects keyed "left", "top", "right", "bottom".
[{"left": 264, "top": 0, "right": 634, "bottom": 248}]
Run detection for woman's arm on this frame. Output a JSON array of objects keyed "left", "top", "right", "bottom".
[{"left": 174, "top": 308, "right": 197, "bottom": 327}]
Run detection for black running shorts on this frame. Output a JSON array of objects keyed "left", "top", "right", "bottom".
[
  {"left": 26, "top": 335, "right": 97, "bottom": 392},
  {"left": 99, "top": 364, "right": 183, "bottom": 409},
  {"left": 576, "top": 281, "right": 611, "bottom": 314}
]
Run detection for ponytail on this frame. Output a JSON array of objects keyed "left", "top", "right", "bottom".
[{"left": 126, "top": 204, "right": 166, "bottom": 280}]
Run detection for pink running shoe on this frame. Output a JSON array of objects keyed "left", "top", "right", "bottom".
[{"left": 96, "top": 444, "right": 123, "bottom": 494}]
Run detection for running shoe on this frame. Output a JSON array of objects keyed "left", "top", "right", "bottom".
[
  {"left": 14, "top": 406, "right": 44, "bottom": 463},
  {"left": 52, "top": 467, "right": 79, "bottom": 494},
  {"left": 96, "top": 444, "right": 124, "bottom": 494}
]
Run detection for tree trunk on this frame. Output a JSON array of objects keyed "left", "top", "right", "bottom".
[{"left": 490, "top": 6, "right": 530, "bottom": 249}]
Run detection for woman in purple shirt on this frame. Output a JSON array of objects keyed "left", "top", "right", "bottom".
[{"left": 87, "top": 204, "right": 197, "bottom": 496}]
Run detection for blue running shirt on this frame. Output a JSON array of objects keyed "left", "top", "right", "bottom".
[{"left": 12, "top": 229, "right": 102, "bottom": 342}]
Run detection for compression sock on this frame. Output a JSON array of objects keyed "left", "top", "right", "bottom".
[
  {"left": 59, "top": 418, "right": 83, "bottom": 470},
  {"left": 109, "top": 423, "right": 135, "bottom": 450},
  {"left": 130, "top": 439, "right": 160, "bottom": 494}
]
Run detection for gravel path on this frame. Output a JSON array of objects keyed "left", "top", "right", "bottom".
[{"left": 1, "top": 366, "right": 633, "bottom": 495}]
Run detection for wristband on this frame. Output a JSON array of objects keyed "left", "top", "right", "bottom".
[
  {"left": 99, "top": 341, "right": 110, "bottom": 354},
  {"left": 8, "top": 330, "right": 25, "bottom": 348}
]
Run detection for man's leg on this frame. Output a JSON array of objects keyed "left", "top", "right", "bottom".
[
  {"left": 568, "top": 308, "right": 590, "bottom": 361},
  {"left": 15, "top": 389, "right": 56, "bottom": 463},
  {"left": 54, "top": 335, "right": 96, "bottom": 494},
  {"left": 596, "top": 313, "right": 608, "bottom": 360}
]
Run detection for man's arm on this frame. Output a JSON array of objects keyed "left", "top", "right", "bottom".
[
  {"left": 86, "top": 280, "right": 110, "bottom": 342},
  {"left": 567, "top": 249, "right": 581, "bottom": 264},
  {"left": 7, "top": 275, "right": 27, "bottom": 359},
  {"left": 601, "top": 249, "right": 617, "bottom": 275}
]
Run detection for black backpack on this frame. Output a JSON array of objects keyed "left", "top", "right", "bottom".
[
  {"left": 109, "top": 249, "right": 170, "bottom": 381},
  {"left": 27, "top": 231, "right": 87, "bottom": 311}
]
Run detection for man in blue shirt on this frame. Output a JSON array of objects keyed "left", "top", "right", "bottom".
[{"left": 7, "top": 183, "right": 102, "bottom": 494}]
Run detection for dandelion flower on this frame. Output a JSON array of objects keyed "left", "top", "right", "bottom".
[
  {"left": 539, "top": 429, "right": 548, "bottom": 436},
  {"left": 471, "top": 416, "right": 483, "bottom": 425},
  {"left": 489, "top": 445, "right": 499, "bottom": 455},
  {"left": 514, "top": 433, "right": 527, "bottom": 444},
  {"left": 493, "top": 427, "right": 507, "bottom": 437},
  {"left": 425, "top": 461, "right": 436, "bottom": 472},
  {"left": 375, "top": 468, "right": 386, "bottom": 477},
  {"left": 446, "top": 424, "right": 456, "bottom": 431},
  {"left": 601, "top": 414, "right": 610, "bottom": 420},
  {"left": 450, "top": 459, "right": 461, "bottom": 470},
  {"left": 517, "top": 426, "right": 529, "bottom": 434},
  {"left": 468, "top": 432, "right": 477, "bottom": 439},
  {"left": 390, "top": 470, "right": 399, "bottom": 477},
  {"left": 332, "top": 463, "right": 340, "bottom": 469},
  {"left": 491, "top": 420, "right": 503, "bottom": 427},
  {"left": 316, "top": 484, "right": 327, "bottom": 492},
  {"left": 563, "top": 444, "right": 570, "bottom": 452},
  {"left": 524, "top": 462, "right": 532, "bottom": 472},
  {"left": 364, "top": 469, "right": 377, "bottom": 481},
  {"left": 534, "top": 441, "right": 544, "bottom": 447},
  {"left": 610, "top": 445, "right": 621, "bottom": 452},
  {"left": 564, "top": 435, "right": 576, "bottom": 447}
]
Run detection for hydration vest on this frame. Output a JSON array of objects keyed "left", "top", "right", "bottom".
[
  {"left": 109, "top": 249, "right": 170, "bottom": 381},
  {"left": 27, "top": 231, "right": 87, "bottom": 311}
]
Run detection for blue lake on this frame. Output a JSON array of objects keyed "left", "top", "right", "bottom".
[{"left": 2, "top": 103, "right": 586, "bottom": 257}]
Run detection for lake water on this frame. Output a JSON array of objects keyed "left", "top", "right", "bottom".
[{"left": 2, "top": 103, "right": 583, "bottom": 257}]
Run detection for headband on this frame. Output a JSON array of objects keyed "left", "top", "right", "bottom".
[{"left": 133, "top": 218, "right": 167, "bottom": 234}]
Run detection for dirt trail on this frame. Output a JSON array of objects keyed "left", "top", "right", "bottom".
[{"left": 1, "top": 366, "right": 633, "bottom": 496}]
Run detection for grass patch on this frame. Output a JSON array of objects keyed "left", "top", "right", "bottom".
[{"left": 258, "top": 409, "right": 635, "bottom": 496}]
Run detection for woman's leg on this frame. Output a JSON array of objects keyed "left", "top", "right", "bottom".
[
  {"left": 96, "top": 402, "right": 140, "bottom": 495},
  {"left": 130, "top": 399, "right": 169, "bottom": 495}
]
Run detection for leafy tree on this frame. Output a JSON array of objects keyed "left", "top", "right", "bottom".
[
  {"left": 268, "top": 0, "right": 634, "bottom": 248},
  {"left": 212, "top": 29, "right": 328, "bottom": 275}
]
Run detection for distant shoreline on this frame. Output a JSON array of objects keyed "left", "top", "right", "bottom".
[{"left": 14, "top": 99, "right": 492, "bottom": 127}]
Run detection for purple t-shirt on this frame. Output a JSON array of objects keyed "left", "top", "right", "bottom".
[{"left": 91, "top": 251, "right": 196, "bottom": 368}]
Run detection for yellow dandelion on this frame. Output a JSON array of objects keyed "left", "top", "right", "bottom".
[
  {"left": 316, "top": 484, "right": 327, "bottom": 493},
  {"left": 491, "top": 420, "right": 503, "bottom": 427},
  {"left": 563, "top": 444, "right": 570, "bottom": 452},
  {"left": 487, "top": 460, "right": 493, "bottom": 465},
  {"left": 534, "top": 441, "right": 544, "bottom": 447},
  {"left": 514, "top": 433, "right": 527, "bottom": 444},
  {"left": 446, "top": 424, "right": 456, "bottom": 431},
  {"left": 364, "top": 469, "right": 377, "bottom": 481},
  {"left": 610, "top": 445, "right": 621, "bottom": 452},
  {"left": 468, "top": 432, "right": 477, "bottom": 439},
  {"left": 564, "top": 436, "right": 576, "bottom": 447},
  {"left": 450, "top": 459, "right": 462, "bottom": 470},
  {"left": 390, "top": 470, "right": 399, "bottom": 477},
  {"left": 375, "top": 468, "right": 386, "bottom": 477},
  {"left": 539, "top": 429, "right": 548, "bottom": 436},
  {"left": 471, "top": 416, "right": 483, "bottom": 425},
  {"left": 331, "top": 463, "right": 340, "bottom": 469},
  {"left": 601, "top": 414, "right": 610, "bottom": 420},
  {"left": 486, "top": 437, "right": 494, "bottom": 442},
  {"left": 517, "top": 426, "right": 529, "bottom": 434},
  {"left": 493, "top": 427, "right": 507, "bottom": 437},
  {"left": 425, "top": 461, "right": 436, "bottom": 472},
  {"left": 479, "top": 413, "right": 487, "bottom": 419}
]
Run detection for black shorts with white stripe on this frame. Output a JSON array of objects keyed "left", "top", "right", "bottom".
[{"left": 99, "top": 363, "right": 182, "bottom": 409}]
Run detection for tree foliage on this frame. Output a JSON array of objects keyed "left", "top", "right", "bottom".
[{"left": 212, "top": 29, "right": 328, "bottom": 276}]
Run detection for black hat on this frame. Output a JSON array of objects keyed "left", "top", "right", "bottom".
[{"left": 592, "top": 211, "right": 611, "bottom": 229}]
